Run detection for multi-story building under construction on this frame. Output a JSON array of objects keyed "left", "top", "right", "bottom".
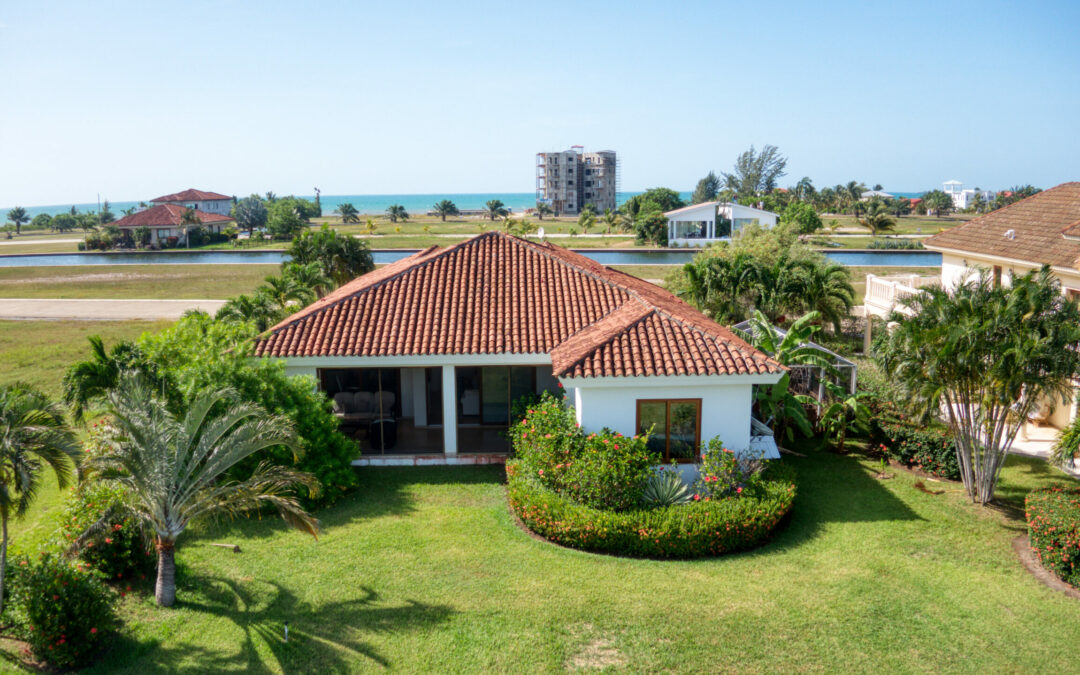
[{"left": 535, "top": 146, "right": 617, "bottom": 215}]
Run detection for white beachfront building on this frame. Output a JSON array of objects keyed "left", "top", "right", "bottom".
[
  {"left": 663, "top": 202, "right": 779, "bottom": 247},
  {"left": 943, "top": 180, "right": 995, "bottom": 211}
]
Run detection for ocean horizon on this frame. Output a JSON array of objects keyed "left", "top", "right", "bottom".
[{"left": 6, "top": 190, "right": 929, "bottom": 219}]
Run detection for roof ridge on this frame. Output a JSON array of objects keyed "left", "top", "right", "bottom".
[{"left": 926, "top": 184, "right": 1067, "bottom": 246}]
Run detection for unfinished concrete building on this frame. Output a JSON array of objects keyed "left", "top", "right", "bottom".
[{"left": 535, "top": 146, "right": 618, "bottom": 215}]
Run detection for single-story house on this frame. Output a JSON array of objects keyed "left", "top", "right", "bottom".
[
  {"left": 254, "top": 231, "right": 784, "bottom": 466},
  {"left": 150, "top": 188, "right": 234, "bottom": 216},
  {"left": 924, "top": 181, "right": 1080, "bottom": 428},
  {"left": 860, "top": 190, "right": 894, "bottom": 200},
  {"left": 112, "top": 204, "right": 233, "bottom": 247},
  {"left": 663, "top": 201, "right": 778, "bottom": 247}
]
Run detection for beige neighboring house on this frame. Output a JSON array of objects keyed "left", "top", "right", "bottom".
[
  {"left": 112, "top": 204, "right": 233, "bottom": 247},
  {"left": 149, "top": 188, "right": 234, "bottom": 216},
  {"left": 924, "top": 182, "right": 1080, "bottom": 431}
]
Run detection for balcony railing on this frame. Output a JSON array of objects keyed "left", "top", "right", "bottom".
[{"left": 864, "top": 274, "right": 938, "bottom": 319}]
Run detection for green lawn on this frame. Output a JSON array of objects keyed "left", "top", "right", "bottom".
[
  {"left": 849, "top": 266, "right": 940, "bottom": 303},
  {"left": 826, "top": 214, "right": 972, "bottom": 235},
  {"left": 0, "top": 264, "right": 276, "bottom": 299},
  {"left": 1, "top": 447, "right": 1062, "bottom": 672}
]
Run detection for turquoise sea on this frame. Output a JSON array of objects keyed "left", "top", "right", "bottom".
[{"left": 8, "top": 189, "right": 928, "bottom": 219}]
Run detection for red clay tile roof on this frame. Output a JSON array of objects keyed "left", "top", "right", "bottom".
[
  {"left": 924, "top": 182, "right": 1080, "bottom": 269},
  {"left": 112, "top": 204, "right": 233, "bottom": 228},
  {"left": 255, "top": 232, "right": 781, "bottom": 379},
  {"left": 150, "top": 189, "right": 232, "bottom": 203}
]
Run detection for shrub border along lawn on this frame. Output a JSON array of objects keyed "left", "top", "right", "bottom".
[
  {"left": 506, "top": 460, "right": 797, "bottom": 558},
  {"left": 1027, "top": 486, "right": 1080, "bottom": 588}
]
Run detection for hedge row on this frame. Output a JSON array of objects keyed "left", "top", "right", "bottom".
[
  {"left": 507, "top": 460, "right": 796, "bottom": 558},
  {"left": 1027, "top": 486, "right": 1080, "bottom": 587}
]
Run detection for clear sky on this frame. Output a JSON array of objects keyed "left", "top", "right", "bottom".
[{"left": 1, "top": 0, "right": 1078, "bottom": 206}]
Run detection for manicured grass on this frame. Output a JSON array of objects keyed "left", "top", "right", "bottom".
[
  {"left": 0, "top": 320, "right": 172, "bottom": 397},
  {"left": 0, "top": 241, "right": 83, "bottom": 253},
  {"left": 7, "top": 445, "right": 1063, "bottom": 672},
  {"left": 825, "top": 213, "right": 972, "bottom": 235},
  {"left": 0, "top": 264, "right": 276, "bottom": 299},
  {"left": 607, "top": 264, "right": 678, "bottom": 281}
]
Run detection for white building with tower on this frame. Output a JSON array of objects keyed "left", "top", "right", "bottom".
[{"left": 943, "top": 180, "right": 995, "bottom": 211}]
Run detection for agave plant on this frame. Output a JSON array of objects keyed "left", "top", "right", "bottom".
[{"left": 641, "top": 468, "right": 692, "bottom": 507}]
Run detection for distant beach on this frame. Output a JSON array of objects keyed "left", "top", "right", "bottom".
[{"left": 7, "top": 189, "right": 928, "bottom": 219}]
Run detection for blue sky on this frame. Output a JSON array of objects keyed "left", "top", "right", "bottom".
[{"left": 1, "top": 0, "right": 1078, "bottom": 206}]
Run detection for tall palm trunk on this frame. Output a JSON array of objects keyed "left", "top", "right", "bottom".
[
  {"left": 155, "top": 537, "right": 177, "bottom": 607},
  {"left": 0, "top": 513, "right": 8, "bottom": 615}
]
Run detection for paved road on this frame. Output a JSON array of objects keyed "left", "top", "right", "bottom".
[{"left": 0, "top": 298, "right": 227, "bottom": 320}]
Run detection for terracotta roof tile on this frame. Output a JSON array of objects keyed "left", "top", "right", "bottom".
[
  {"left": 111, "top": 204, "right": 233, "bottom": 228},
  {"left": 924, "top": 182, "right": 1080, "bottom": 269},
  {"left": 150, "top": 189, "right": 232, "bottom": 202},
  {"left": 255, "top": 232, "right": 782, "bottom": 378}
]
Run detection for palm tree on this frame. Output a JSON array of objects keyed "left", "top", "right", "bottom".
[
  {"left": 62, "top": 336, "right": 172, "bottom": 423},
  {"left": 432, "top": 200, "right": 460, "bottom": 222},
  {"left": 577, "top": 210, "right": 596, "bottom": 234},
  {"left": 790, "top": 260, "right": 856, "bottom": 332},
  {"left": 264, "top": 191, "right": 277, "bottom": 203},
  {"left": 335, "top": 202, "right": 360, "bottom": 224},
  {"left": 484, "top": 199, "right": 508, "bottom": 221},
  {"left": 282, "top": 261, "right": 332, "bottom": 299},
  {"left": 180, "top": 208, "right": 202, "bottom": 249},
  {"left": 385, "top": 204, "right": 408, "bottom": 223},
  {"left": 5, "top": 207, "right": 28, "bottom": 235},
  {"left": 845, "top": 181, "right": 865, "bottom": 207},
  {"left": 602, "top": 208, "right": 617, "bottom": 234},
  {"left": 535, "top": 202, "right": 552, "bottom": 221},
  {"left": 794, "top": 177, "right": 815, "bottom": 202},
  {"left": 215, "top": 292, "right": 283, "bottom": 331},
  {"left": 857, "top": 201, "right": 896, "bottom": 236},
  {"left": 261, "top": 274, "right": 316, "bottom": 312},
  {"left": 0, "top": 385, "right": 80, "bottom": 613},
  {"left": 87, "top": 376, "right": 318, "bottom": 606}
]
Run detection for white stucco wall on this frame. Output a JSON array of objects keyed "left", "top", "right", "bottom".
[{"left": 566, "top": 377, "right": 759, "bottom": 453}]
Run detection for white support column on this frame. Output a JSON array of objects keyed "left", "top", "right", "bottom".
[
  {"left": 441, "top": 365, "right": 457, "bottom": 455},
  {"left": 411, "top": 368, "right": 427, "bottom": 427}
]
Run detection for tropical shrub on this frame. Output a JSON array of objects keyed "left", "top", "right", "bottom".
[
  {"left": 695, "top": 439, "right": 766, "bottom": 498},
  {"left": 877, "top": 423, "right": 960, "bottom": 480},
  {"left": 6, "top": 553, "right": 118, "bottom": 668},
  {"left": 1026, "top": 487, "right": 1080, "bottom": 587},
  {"left": 137, "top": 313, "right": 359, "bottom": 505},
  {"left": 56, "top": 482, "right": 153, "bottom": 580},
  {"left": 511, "top": 392, "right": 656, "bottom": 511},
  {"left": 507, "top": 460, "right": 796, "bottom": 558},
  {"left": 866, "top": 238, "right": 924, "bottom": 250}
]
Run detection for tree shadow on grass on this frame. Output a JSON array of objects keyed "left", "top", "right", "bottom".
[
  {"left": 103, "top": 577, "right": 454, "bottom": 673},
  {"left": 187, "top": 465, "right": 506, "bottom": 545},
  {"left": 763, "top": 445, "right": 923, "bottom": 551}
]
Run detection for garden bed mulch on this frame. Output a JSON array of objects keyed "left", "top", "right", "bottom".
[{"left": 1011, "top": 535, "right": 1080, "bottom": 601}]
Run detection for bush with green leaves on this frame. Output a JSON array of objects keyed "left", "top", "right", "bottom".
[
  {"left": 510, "top": 392, "right": 656, "bottom": 511},
  {"left": 137, "top": 313, "right": 358, "bottom": 505},
  {"left": 56, "top": 480, "right": 153, "bottom": 581},
  {"left": 6, "top": 553, "right": 118, "bottom": 668},
  {"left": 877, "top": 423, "right": 960, "bottom": 480},
  {"left": 695, "top": 439, "right": 766, "bottom": 498},
  {"left": 507, "top": 460, "right": 796, "bottom": 557},
  {"left": 1027, "top": 487, "right": 1080, "bottom": 587}
]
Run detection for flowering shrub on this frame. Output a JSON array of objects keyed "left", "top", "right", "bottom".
[
  {"left": 507, "top": 460, "right": 796, "bottom": 558},
  {"left": 1027, "top": 487, "right": 1080, "bottom": 587},
  {"left": 56, "top": 482, "right": 153, "bottom": 580},
  {"left": 878, "top": 423, "right": 960, "bottom": 480},
  {"left": 695, "top": 439, "right": 765, "bottom": 499},
  {"left": 6, "top": 553, "right": 118, "bottom": 668},
  {"left": 510, "top": 392, "right": 657, "bottom": 511}
]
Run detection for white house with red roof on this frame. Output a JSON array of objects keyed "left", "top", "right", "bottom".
[
  {"left": 255, "top": 231, "right": 784, "bottom": 466},
  {"left": 111, "top": 203, "right": 233, "bottom": 247},
  {"left": 150, "top": 188, "right": 233, "bottom": 216},
  {"left": 664, "top": 202, "right": 778, "bottom": 247}
]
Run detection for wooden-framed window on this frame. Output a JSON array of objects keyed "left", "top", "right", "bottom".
[
  {"left": 992, "top": 265, "right": 1003, "bottom": 287},
  {"left": 636, "top": 399, "right": 702, "bottom": 463}
]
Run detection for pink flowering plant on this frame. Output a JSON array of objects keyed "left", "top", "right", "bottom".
[
  {"left": 510, "top": 392, "right": 658, "bottom": 511},
  {"left": 694, "top": 438, "right": 766, "bottom": 499},
  {"left": 1026, "top": 486, "right": 1080, "bottom": 587},
  {"left": 5, "top": 553, "right": 117, "bottom": 668}
]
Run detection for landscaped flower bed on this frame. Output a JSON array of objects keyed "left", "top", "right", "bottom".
[
  {"left": 877, "top": 423, "right": 960, "bottom": 481},
  {"left": 1026, "top": 486, "right": 1080, "bottom": 587},
  {"left": 507, "top": 460, "right": 796, "bottom": 558},
  {"left": 506, "top": 392, "right": 796, "bottom": 558}
]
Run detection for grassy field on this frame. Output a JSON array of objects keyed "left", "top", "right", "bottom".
[
  {"left": 849, "top": 266, "right": 940, "bottom": 303},
  {"left": 824, "top": 213, "right": 972, "bottom": 235},
  {"left": 0, "top": 320, "right": 171, "bottom": 398},
  {"left": 0, "top": 264, "right": 276, "bottom": 299},
  {"left": 0, "top": 446, "right": 1068, "bottom": 672}
]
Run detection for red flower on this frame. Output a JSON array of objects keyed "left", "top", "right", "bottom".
[{"left": 90, "top": 628, "right": 97, "bottom": 634}]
